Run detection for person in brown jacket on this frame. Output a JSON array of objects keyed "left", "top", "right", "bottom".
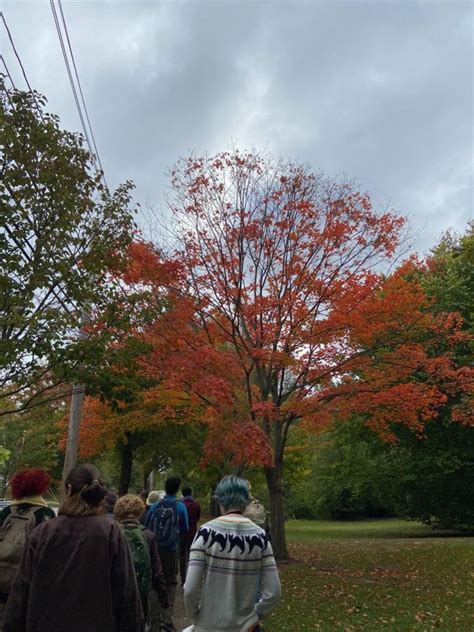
[{"left": 3, "top": 463, "right": 143, "bottom": 632}]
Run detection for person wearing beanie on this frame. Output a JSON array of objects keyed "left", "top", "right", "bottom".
[
  {"left": 141, "top": 490, "right": 162, "bottom": 525},
  {"left": 147, "top": 490, "right": 162, "bottom": 505}
]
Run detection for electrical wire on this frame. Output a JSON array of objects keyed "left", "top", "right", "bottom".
[
  {"left": 2, "top": 6, "right": 108, "bottom": 190},
  {"left": 1, "top": 11, "right": 45, "bottom": 118},
  {"left": 0, "top": 12, "right": 34, "bottom": 93},
  {"left": 49, "top": 1, "right": 95, "bottom": 161},
  {"left": 57, "top": 0, "right": 106, "bottom": 185},
  {"left": 0, "top": 54, "right": 16, "bottom": 89},
  {"left": 50, "top": 0, "right": 108, "bottom": 190}
]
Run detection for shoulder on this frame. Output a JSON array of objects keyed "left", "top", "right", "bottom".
[
  {"left": 29, "top": 515, "right": 122, "bottom": 549},
  {"left": 39, "top": 514, "right": 117, "bottom": 534},
  {"left": 195, "top": 516, "right": 247, "bottom": 533},
  {"left": 213, "top": 515, "right": 267, "bottom": 537},
  {"left": 191, "top": 519, "right": 215, "bottom": 544},
  {"left": 2, "top": 504, "right": 55, "bottom": 526},
  {"left": 147, "top": 500, "right": 161, "bottom": 514},
  {"left": 194, "top": 518, "right": 217, "bottom": 534},
  {"left": 241, "top": 516, "right": 266, "bottom": 534},
  {"left": 27, "top": 513, "right": 59, "bottom": 542},
  {"left": 101, "top": 515, "right": 126, "bottom": 539},
  {"left": 34, "top": 506, "right": 56, "bottom": 524}
]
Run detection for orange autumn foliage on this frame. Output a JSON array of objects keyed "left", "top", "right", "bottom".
[
  {"left": 105, "top": 153, "right": 472, "bottom": 470},
  {"left": 83, "top": 151, "right": 472, "bottom": 559}
]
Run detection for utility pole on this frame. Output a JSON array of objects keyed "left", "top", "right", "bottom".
[
  {"left": 62, "top": 384, "right": 85, "bottom": 483},
  {"left": 61, "top": 308, "right": 88, "bottom": 489}
]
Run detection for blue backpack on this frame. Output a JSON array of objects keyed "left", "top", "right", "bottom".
[{"left": 147, "top": 499, "right": 179, "bottom": 548}]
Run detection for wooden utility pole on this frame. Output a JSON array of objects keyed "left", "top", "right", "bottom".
[
  {"left": 61, "top": 383, "right": 85, "bottom": 485},
  {"left": 61, "top": 308, "right": 88, "bottom": 489}
]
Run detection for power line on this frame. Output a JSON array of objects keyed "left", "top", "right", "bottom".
[
  {"left": 1, "top": 11, "right": 44, "bottom": 117},
  {"left": 50, "top": 0, "right": 108, "bottom": 190},
  {"left": 2, "top": 7, "right": 108, "bottom": 190},
  {"left": 57, "top": 0, "right": 106, "bottom": 183},
  {"left": 0, "top": 54, "right": 16, "bottom": 89},
  {"left": 0, "top": 12, "right": 34, "bottom": 93},
  {"left": 49, "top": 1, "right": 95, "bottom": 160}
]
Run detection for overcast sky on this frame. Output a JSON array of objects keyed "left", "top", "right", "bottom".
[{"left": 2, "top": 0, "right": 473, "bottom": 254}]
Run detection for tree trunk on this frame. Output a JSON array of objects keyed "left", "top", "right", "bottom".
[
  {"left": 118, "top": 437, "right": 134, "bottom": 496},
  {"left": 234, "top": 463, "right": 246, "bottom": 477},
  {"left": 142, "top": 465, "right": 152, "bottom": 493},
  {"left": 265, "top": 463, "right": 288, "bottom": 560},
  {"left": 209, "top": 481, "right": 221, "bottom": 517}
]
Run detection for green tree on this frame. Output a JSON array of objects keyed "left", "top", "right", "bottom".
[
  {"left": 295, "top": 225, "right": 474, "bottom": 529},
  {"left": 0, "top": 80, "right": 136, "bottom": 414},
  {"left": 0, "top": 397, "right": 64, "bottom": 496},
  {"left": 393, "top": 224, "right": 474, "bottom": 529},
  {"left": 284, "top": 421, "right": 399, "bottom": 520},
  {"left": 425, "top": 222, "right": 474, "bottom": 327}
]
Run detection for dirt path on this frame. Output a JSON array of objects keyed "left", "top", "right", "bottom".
[{"left": 173, "top": 584, "right": 192, "bottom": 631}]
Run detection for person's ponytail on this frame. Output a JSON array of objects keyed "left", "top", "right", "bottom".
[
  {"left": 59, "top": 464, "right": 108, "bottom": 517},
  {"left": 80, "top": 478, "right": 107, "bottom": 506}
]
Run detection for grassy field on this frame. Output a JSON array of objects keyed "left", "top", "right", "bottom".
[{"left": 268, "top": 519, "right": 474, "bottom": 632}]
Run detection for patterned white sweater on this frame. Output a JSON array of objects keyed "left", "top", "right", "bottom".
[{"left": 183, "top": 514, "right": 281, "bottom": 632}]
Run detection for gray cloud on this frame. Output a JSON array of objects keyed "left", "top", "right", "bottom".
[{"left": 3, "top": 0, "right": 472, "bottom": 253}]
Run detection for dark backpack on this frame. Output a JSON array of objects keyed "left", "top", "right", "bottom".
[
  {"left": 121, "top": 523, "right": 152, "bottom": 600},
  {"left": 147, "top": 499, "right": 179, "bottom": 549},
  {"left": 0, "top": 505, "right": 42, "bottom": 593}
]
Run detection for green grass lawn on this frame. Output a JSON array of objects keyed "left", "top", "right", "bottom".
[{"left": 268, "top": 519, "right": 474, "bottom": 632}]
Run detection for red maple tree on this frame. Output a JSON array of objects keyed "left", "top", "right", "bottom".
[
  {"left": 91, "top": 152, "right": 471, "bottom": 559},
  {"left": 148, "top": 150, "right": 471, "bottom": 558}
]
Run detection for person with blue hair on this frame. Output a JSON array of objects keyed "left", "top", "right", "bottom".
[{"left": 184, "top": 475, "right": 281, "bottom": 631}]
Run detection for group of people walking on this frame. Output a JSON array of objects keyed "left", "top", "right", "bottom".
[{"left": 0, "top": 465, "right": 281, "bottom": 631}]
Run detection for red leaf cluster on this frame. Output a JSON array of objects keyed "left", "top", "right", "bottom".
[{"left": 84, "top": 152, "right": 472, "bottom": 469}]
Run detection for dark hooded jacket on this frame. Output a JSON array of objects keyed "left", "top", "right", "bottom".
[{"left": 3, "top": 514, "right": 143, "bottom": 632}]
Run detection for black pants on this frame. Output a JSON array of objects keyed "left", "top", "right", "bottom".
[
  {"left": 148, "top": 548, "right": 178, "bottom": 631},
  {"left": 179, "top": 541, "right": 191, "bottom": 584}
]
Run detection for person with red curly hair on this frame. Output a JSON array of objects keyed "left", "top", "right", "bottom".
[
  {"left": 0, "top": 468, "right": 55, "bottom": 625},
  {"left": 0, "top": 468, "right": 55, "bottom": 527}
]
